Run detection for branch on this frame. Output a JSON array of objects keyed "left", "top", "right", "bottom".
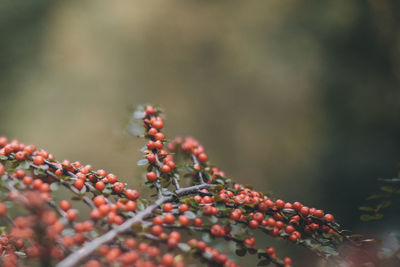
[{"left": 56, "top": 183, "right": 215, "bottom": 267}]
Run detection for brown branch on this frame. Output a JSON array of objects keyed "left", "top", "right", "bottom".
[{"left": 56, "top": 183, "right": 216, "bottom": 267}]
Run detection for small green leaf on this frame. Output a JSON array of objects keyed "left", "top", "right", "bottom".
[
  {"left": 50, "top": 183, "right": 59, "bottom": 191},
  {"left": 359, "top": 206, "right": 375, "bottom": 212},
  {"left": 137, "top": 159, "right": 149, "bottom": 166},
  {"left": 184, "top": 211, "right": 196, "bottom": 220},
  {"left": 177, "top": 243, "right": 190, "bottom": 252}
]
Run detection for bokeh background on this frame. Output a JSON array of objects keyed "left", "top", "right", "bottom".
[{"left": 1, "top": 0, "right": 400, "bottom": 266}]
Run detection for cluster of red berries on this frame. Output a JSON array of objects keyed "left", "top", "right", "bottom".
[
  {"left": 82, "top": 240, "right": 184, "bottom": 267},
  {"left": 0, "top": 105, "right": 344, "bottom": 266},
  {"left": 141, "top": 106, "right": 177, "bottom": 183}
]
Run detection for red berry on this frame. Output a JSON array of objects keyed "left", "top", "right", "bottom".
[
  {"left": 152, "top": 119, "right": 164, "bottom": 130},
  {"left": 106, "top": 173, "right": 117, "bottom": 184},
  {"left": 178, "top": 204, "right": 189, "bottom": 213},
  {"left": 113, "top": 182, "right": 125, "bottom": 193},
  {"left": 314, "top": 209, "right": 324, "bottom": 218},
  {"left": 125, "top": 201, "right": 136, "bottom": 212},
  {"left": 249, "top": 220, "right": 259, "bottom": 229},
  {"left": 162, "top": 253, "right": 174, "bottom": 266},
  {"left": 125, "top": 189, "right": 139, "bottom": 200},
  {"left": 300, "top": 206, "right": 309, "bottom": 216},
  {"left": 66, "top": 209, "right": 78, "bottom": 221},
  {"left": 197, "top": 153, "right": 208, "bottom": 162},
  {"left": 59, "top": 200, "right": 71, "bottom": 211},
  {"left": 74, "top": 179, "right": 84, "bottom": 190},
  {"left": 160, "top": 164, "right": 171, "bottom": 174},
  {"left": 163, "top": 213, "right": 175, "bottom": 224},
  {"left": 163, "top": 203, "right": 173, "bottom": 212},
  {"left": 145, "top": 106, "right": 156, "bottom": 115},
  {"left": 146, "top": 172, "right": 157, "bottom": 182},
  {"left": 15, "top": 151, "right": 25, "bottom": 161},
  {"left": 178, "top": 215, "right": 190, "bottom": 226},
  {"left": 152, "top": 225, "right": 163, "bottom": 236},
  {"left": 95, "top": 181, "right": 105, "bottom": 191},
  {"left": 146, "top": 153, "right": 156, "bottom": 163},
  {"left": 324, "top": 214, "right": 334, "bottom": 222},
  {"left": 193, "top": 218, "right": 202, "bottom": 227},
  {"left": 275, "top": 199, "right": 285, "bottom": 209}
]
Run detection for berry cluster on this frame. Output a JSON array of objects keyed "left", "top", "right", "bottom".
[{"left": 0, "top": 106, "right": 349, "bottom": 267}]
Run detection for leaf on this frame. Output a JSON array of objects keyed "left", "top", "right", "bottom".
[
  {"left": 183, "top": 211, "right": 196, "bottom": 220},
  {"left": 50, "top": 183, "right": 59, "bottom": 191},
  {"left": 360, "top": 214, "right": 383, "bottom": 221},
  {"left": 130, "top": 123, "right": 144, "bottom": 136},
  {"left": 380, "top": 185, "right": 397, "bottom": 193},
  {"left": 177, "top": 243, "right": 190, "bottom": 252},
  {"left": 203, "top": 251, "right": 213, "bottom": 260},
  {"left": 136, "top": 200, "right": 145, "bottom": 211},
  {"left": 320, "top": 245, "right": 339, "bottom": 256},
  {"left": 202, "top": 233, "right": 212, "bottom": 243},
  {"left": 235, "top": 248, "right": 247, "bottom": 257},
  {"left": 137, "top": 159, "right": 149, "bottom": 166},
  {"left": 359, "top": 206, "right": 375, "bottom": 212},
  {"left": 257, "top": 259, "right": 271, "bottom": 266},
  {"left": 133, "top": 110, "right": 145, "bottom": 119}
]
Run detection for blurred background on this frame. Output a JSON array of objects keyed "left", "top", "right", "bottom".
[{"left": 1, "top": 0, "right": 400, "bottom": 265}]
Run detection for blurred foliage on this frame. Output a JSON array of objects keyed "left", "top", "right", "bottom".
[{"left": 1, "top": 0, "right": 400, "bottom": 265}]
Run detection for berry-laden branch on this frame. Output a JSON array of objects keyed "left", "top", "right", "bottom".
[{"left": 0, "top": 105, "right": 361, "bottom": 267}]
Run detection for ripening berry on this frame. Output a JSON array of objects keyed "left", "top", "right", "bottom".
[
  {"left": 59, "top": 200, "right": 71, "bottom": 211},
  {"left": 95, "top": 181, "right": 105, "bottom": 191},
  {"left": 33, "top": 156, "right": 44, "bottom": 165},
  {"left": 169, "top": 231, "right": 181, "bottom": 241},
  {"left": 23, "top": 176, "right": 33, "bottom": 185},
  {"left": 266, "top": 247, "right": 275, "bottom": 255},
  {"left": 163, "top": 213, "right": 175, "bottom": 224},
  {"left": 0, "top": 136, "right": 7, "bottom": 147},
  {"left": 162, "top": 253, "right": 174, "bottom": 266},
  {"left": 125, "top": 238, "right": 136, "bottom": 248},
  {"left": 314, "top": 209, "right": 324, "bottom": 218},
  {"left": 163, "top": 203, "right": 173, "bottom": 212},
  {"left": 74, "top": 179, "right": 84, "bottom": 190},
  {"left": 153, "top": 216, "right": 163, "bottom": 225},
  {"left": 198, "top": 153, "right": 208, "bottom": 162},
  {"left": 146, "top": 153, "right": 156, "bottom": 163},
  {"left": 148, "top": 128, "right": 158, "bottom": 136},
  {"left": 66, "top": 209, "right": 78, "bottom": 221},
  {"left": 178, "top": 215, "right": 190, "bottom": 226},
  {"left": 93, "top": 195, "right": 106, "bottom": 207},
  {"left": 146, "top": 172, "right": 157, "bottom": 182},
  {"left": 113, "top": 182, "right": 125, "bottom": 193},
  {"left": 160, "top": 164, "right": 171, "bottom": 174},
  {"left": 106, "top": 173, "right": 117, "bottom": 184},
  {"left": 125, "top": 189, "right": 139, "bottom": 200},
  {"left": 125, "top": 201, "right": 136, "bottom": 212},
  {"left": 0, "top": 163, "right": 5, "bottom": 177},
  {"left": 155, "top": 132, "right": 165, "bottom": 141},
  {"left": 15, "top": 151, "right": 25, "bottom": 161},
  {"left": 152, "top": 119, "right": 164, "bottom": 130},
  {"left": 324, "top": 213, "right": 334, "bottom": 222},
  {"left": 152, "top": 225, "right": 163, "bottom": 236},
  {"left": 193, "top": 218, "right": 202, "bottom": 227},
  {"left": 283, "top": 257, "right": 292, "bottom": 265},
  {"left": 249, "top": 220, "right": 259, "bottom": 229},
  {"left": 14, "top": 169, "right": 25, "bottom": 179},
  {"left": 285, "top": 225, "right": 295, "bottom": 234},
  {"left": 0, "top": 202, "right": 7, "bottom": 216},
  {"left": 178, "top": 204, "right": 189, "bottom": 213},
  {"left": 275, "top": 199, "right": 285, "bottom": 209},
  {"left": 289, "top": 234, "right": 298, "bottom": 242},
  {"left": 300, "top": 206, "right": 309, "bottom": 216}
]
